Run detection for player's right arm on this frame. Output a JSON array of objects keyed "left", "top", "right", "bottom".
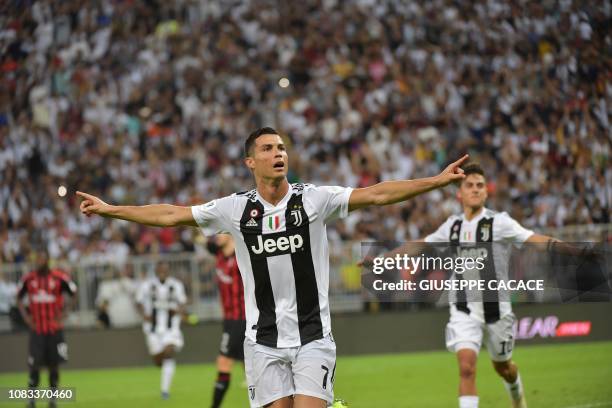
[
  {"left": 359, "top": 239, "right": 426, "bottom": 267},
  {"left": 77, "top": 191, "right": 198, "bottom": 227},
  {"left": 360, "top": 217, "right": 453, "bottom": 266},
  {"left": 15, "top": 277, "right": 34, "bottom": 330},
  {"left": 135, "top": 282, "right": 152, "bottom": 322},
  {"left": 136, "top": 303, "right": 151, "bottom": 322}
]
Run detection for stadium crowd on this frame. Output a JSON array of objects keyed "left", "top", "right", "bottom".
[{"left": 0, "top": 0, "right": 609, "bottom": 264}]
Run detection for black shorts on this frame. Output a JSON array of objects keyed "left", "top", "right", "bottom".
[
  {"left": 28, "top": 331, "right": 68, "bottom": 368},
  {"left": 219, "top": 319, "right": 246, "bottom": 360}
]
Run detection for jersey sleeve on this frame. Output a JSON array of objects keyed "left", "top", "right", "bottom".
[
  {"left": 59, "top": 274, "right": 77, "bottom": 296},
  {"left": 135, "top": 281, "right": 149, "bottom": 305},
  {"left": 494, "top": 212, "right": 534, "bottom": 244},
  {"left": 424, "top": 217, "right": 454, "bottom": 242},
  {"left": 309, "top": 185, "right": 353, "bottom": 222},
  {"left": 16, "top": 275, "right": 30, "bottom": 300},
  {"left": 175, "top": 281, "right": 187, "bottom": 305},
  {"left": 95, "top": 281, "right": 111, "bottom": 306},
  {"left": 191, "top": 195, "right": 234, "bottom": 236}
]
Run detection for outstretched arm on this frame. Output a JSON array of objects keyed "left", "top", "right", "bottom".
[
  {"left": 359, "top": 239, "right": 426, "bottom": 267},
  {"left": 526, "top": 233, "right": 558, "bottom": 245},
  {"left": 527, "top": 233, "right": 588, "bottom": 257},
  {"left": 77, "top": 191, "right": 198, "bottom": 227},
  {"left": 348, "top": 155, "right": 469, "bottom": 212}
]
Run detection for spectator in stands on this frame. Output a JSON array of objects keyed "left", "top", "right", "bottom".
[{"left": 0, "top": 0, "right": 609, "bottom": 265}]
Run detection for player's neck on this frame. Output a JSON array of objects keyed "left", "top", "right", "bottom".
[
  {"left": 256, "top": 177, "right": 290, "bottom": 206},
  {"left": 37, "top": 267, "right": 50, "bottom": 275},
  {"left": 463, "top": 206, "right": 484, "bottom": 221},
  {"left": 221, "top": 242, "right": 235, "bottom": 257}
]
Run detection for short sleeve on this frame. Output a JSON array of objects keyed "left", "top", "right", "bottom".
[
  {"left": 96, "top": 281, "right": 112, "bottom": 306},
  {"left": 309, "top": 185, "right": 353, "bottom": 222},
  {"left": 17, "top": 275, "right": 29, "bottom": 300},
  {"left": 60, "top": 275, "right": 77, "bottom": 296},
  {"left": 135, "top": 281, "right": 149, "bottom": 305},
  {"left": 191, "top": 195, "right": 234, "bottom": 235},
  {"left": 424, "top": 217, "right": 455, "bottom": 243},
  {"left": 175, "top": 281, "right": 187, "bottom": 304},
  {"left": 494, "top": 212, "right": 534, "bottom": 244}
]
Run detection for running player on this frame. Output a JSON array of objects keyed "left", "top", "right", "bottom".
[
  {"left": 16, "top": 250, "right": 77, "bottom": 408},
  {"left": 77, "top": 127, "right": 468, "bottom": 407},
  {"left": 136, "top": 261, "right": 187, "bottom": 400},
  {"left": 206, "top": 234, "right": 246, "bottom": 408},
  {"left": 388, "top": 163, "right": 564, "bottom": 408}
]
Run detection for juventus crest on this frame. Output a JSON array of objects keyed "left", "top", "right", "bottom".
[
  {"left": 291, "top": 209, "right": 303, "bottom": 226},
  {"left": 480, "top": 225, "right": 490, "bottom": 241}
]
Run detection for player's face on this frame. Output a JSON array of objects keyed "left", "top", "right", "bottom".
[
  {"left": 156, "top": 262, "right": 170, "bottom": 281},
  {"left": 458, "top": 174, "right": 488, "bottom": 209},
  {"left": 35, "top": 252, "right": 49, "bottom": 272},
  {"left": 245, "top": 134, "right": 288, "bottom": 180}
]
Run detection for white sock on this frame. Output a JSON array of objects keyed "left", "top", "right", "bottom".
[
  {"left": 161, "top": 359, "right": 176, "bottom": 393},
  {"left": 504, "top": 373, "right": 524, "bottom": 401},
  {"left": 459, "top": 396, "right": 479, "bottom": 408}
]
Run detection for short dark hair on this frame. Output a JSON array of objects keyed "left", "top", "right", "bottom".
[
  {"left": 244, "top": 127, "right": 279, "bottom": 157},
  {"left": 463, "top": 162, "right": 485, "bottom": 178},
  {"left": 458, "top": 162, "right": 486, "bottom": 186}
]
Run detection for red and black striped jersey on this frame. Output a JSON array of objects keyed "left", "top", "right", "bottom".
[
  {"left": 17, "top": 269, "right": 77, "bottom": 335},
  {"left": 215, "top": 252, "right": 245, "bottom": 321}
]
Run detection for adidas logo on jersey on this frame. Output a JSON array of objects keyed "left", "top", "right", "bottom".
[
  {"left": 250, "top": 233, "right": 304, "bottom": 256},
  {"left": 246, "top": 218, "right": 258, "bottom": 227}
]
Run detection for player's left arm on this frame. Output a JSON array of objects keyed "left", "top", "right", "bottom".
[
  {"left": 59, "top": 274, "right": 78, "bottom": 323},
  {"left": 526, "top": 234, "right": 559, "bottom": 244},
  {"left": 500, "top": 211, "right": 587, "bottom": 255},
  {"left": 498, "top": 214, "right": 588, "bottom": 257},
  {"left": 348, "top": 155, "right": 469, "bottom": 211},
  {"left": 527, "top": 234, "right": 590, "bottom": 257},
  {"left": 175, "top": 283, "right": 188, "bottom": 321}
]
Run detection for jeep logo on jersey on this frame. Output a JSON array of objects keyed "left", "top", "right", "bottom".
[
  {"left": 250, "top": 233, "right": 304, "bottom": 257},
  {"left": 455, "top": 247, "right": 489, "bottom": 259}
]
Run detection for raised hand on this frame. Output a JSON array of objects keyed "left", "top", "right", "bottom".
[
  {"left": 76, "top": 191, "right": 111, "bottom": 217},
  {"left": 357, "top": 255, "right": 375, "bottom": 268},
  {"left": 436, "top": 154, "right": 469, "bottom": 186}
]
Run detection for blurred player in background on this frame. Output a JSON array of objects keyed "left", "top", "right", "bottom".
[
  {"left": 389, "top": 163, "right": 566, "bottom": 408},
  {"left": 136, "top": 261, "right": 187, "bottom": 400},
  {"left": 77, "top": 127, "right": 467, "bottom": 407},
  {"left": 16, "top": 249, "right": 77, "bottom": 408},
  {"left": 206, "top": 234, "right": 246, "bottom": 408}
]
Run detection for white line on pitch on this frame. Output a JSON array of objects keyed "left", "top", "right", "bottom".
[{"left": 562, "top": 402, "right": 612, "bottom": 408}]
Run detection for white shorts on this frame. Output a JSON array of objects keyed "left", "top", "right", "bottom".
[
  {"left": 244, "top": 334, "right": 336, "bottom": 408},
  {"left": 145, "top": 330, "right": 184, "bottom": 356},
  {"left": 445, "top": 310, "right": 516, "bottom": 362}
]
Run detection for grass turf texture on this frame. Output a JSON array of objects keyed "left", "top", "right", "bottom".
[{"left": 0, "top": 341, "right": 610, "bottom": 407}]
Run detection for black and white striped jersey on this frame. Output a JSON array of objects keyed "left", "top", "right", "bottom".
[
  {"left": 136, "top": 277, "right": 187, "bottom": 334},
  {"left": 425, "top": 207, "right": 534, "bottom": 323},
  {"left": 192, "top": 183, "right": 353, "bottom": 348}
]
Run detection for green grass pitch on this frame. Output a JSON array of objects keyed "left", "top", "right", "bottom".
[{"left": 1, "top": 341, "right": 611, "bottom": 407}]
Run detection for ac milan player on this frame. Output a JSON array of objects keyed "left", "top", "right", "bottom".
[
  {"left": 206, "top": 234, "right": 246, "bottom": 408},
  {"left": 16, "top": 250, "right": 77, "bottom": 408}
]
